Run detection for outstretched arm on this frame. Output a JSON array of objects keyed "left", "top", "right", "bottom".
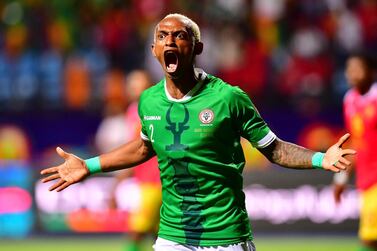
[
  {"left": 40, "top": 137, "right": 155, "bottom": 192},
  {"left": 100, "top": 137, "right": 155, "bottom": 172},
  {"left": 258, "top": 133, "right": 356, "bottom": 172}
]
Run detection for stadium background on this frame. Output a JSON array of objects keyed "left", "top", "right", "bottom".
[{"left": 1, "top": 0, "right": 377, "bottom": 250}]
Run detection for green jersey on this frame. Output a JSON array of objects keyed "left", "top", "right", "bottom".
[{"left": 138, "top": 69, "right": 276, "bottom": 246}]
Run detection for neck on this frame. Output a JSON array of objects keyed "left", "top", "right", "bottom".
[{"left": 165, "top": 67, "right": 197, "bottom": 99}]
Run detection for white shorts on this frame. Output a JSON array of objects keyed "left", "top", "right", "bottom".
[{"left": 153, "top": 237, "right": 256, "bottom": 251}]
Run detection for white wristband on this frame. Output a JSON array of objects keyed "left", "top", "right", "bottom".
[{"left": 333, "top": 171, "right": 349, "bottom": 185}]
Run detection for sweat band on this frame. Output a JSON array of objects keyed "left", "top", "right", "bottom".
[
  {"left": 85, "top": 156, "right": 102, "bottom": 174},
  {"left": 312, "top": 152, "right": 325, "bottom": 169}
]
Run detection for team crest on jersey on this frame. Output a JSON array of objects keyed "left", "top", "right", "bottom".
[{"left": 199, "top": 109, "right": 214, "bottom": 124}]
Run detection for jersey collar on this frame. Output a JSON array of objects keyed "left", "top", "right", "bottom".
[{"left": 164, "top": 68, "right": 207, "bottom": 102}]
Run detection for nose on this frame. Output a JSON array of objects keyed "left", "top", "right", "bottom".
[{"left": 165, "top": 34, "right": 176, "bottom": 46}]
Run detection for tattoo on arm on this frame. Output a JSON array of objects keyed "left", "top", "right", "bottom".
[{"left": 259, "top": 138, "right": 315, "bottom": 169}]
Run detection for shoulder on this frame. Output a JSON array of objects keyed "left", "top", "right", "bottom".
[
  {"left": 138, "top": 80, "right": 164, "bottom": 113},
  {"left": 139, "top": 80, "right": 164, "bottom": 104},
  {"left": 205, "top": 74, "right": 248, "bottom": 100},
  {"left": 344, "top": 83, "right": 377, "bottom": 103},
  {"left": 343, "top": 88, "right": 357, "bottom": 103},
  {"left": 371, "top": 83, "right": 377, "bottom": 98},
  {"left": 141, "top": 80, "right": 164, "bottom": 99}
]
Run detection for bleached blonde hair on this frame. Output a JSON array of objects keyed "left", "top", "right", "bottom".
[{"left": 155, "top": 13, "right": 201, "bottom": 42}]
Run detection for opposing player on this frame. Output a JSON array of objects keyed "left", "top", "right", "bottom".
[
  {"left": 41, "top": 14, "right": 356, "bottom": 251},
  {"left": 333, "top": 53, "right": 377, "bottom": 251}
]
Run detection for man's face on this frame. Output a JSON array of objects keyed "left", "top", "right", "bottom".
[
  {"left": 345, "top": 57, "right": 369, "bottom": 89},
  {"left": 152, "top": 17, "right": 198, "bottom": 78}
]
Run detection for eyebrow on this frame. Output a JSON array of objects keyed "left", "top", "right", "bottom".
[{"left": 156, "top": 28, "right": 189, "bottom": 34}]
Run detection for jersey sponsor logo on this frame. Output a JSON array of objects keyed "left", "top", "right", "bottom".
[
  {"left": 144, "top": 115, "right": 161, "bottom": 120},
  {"left": 199, "top": 109, "right": 214, "bottom": 124}
]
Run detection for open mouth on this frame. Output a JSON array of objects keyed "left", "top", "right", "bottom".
[{"left": 164, "top": 51, "right": 178, "bottom": 73}]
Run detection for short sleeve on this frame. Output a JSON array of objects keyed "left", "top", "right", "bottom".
[{"left": 229, "top": 87, "right": 276, "bottom": 148}]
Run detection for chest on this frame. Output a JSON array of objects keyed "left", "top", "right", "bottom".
[
  {"left": 345, "top": 94, "right": 377, "bottom": 133},
  {"left": 141, "top": 99, "right": 235, "bottom": 154}
]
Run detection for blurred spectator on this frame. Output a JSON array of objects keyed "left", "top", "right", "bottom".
[
  {"left": 216, "top": 26, "right": 269, "bottom": 101},
  {"left": 0, "top": 0, "right": 376, "bottom": 112},
  {"left": 0, "top": 125, "right": 34, "bottom": 238},
  {"left": 277, "top": 26, "right": 334, "bottom": 115},
  {"left": 64, "top": 55, "right": 91, "bottom": 109},
  {"left": 95, "top": 69, "right": 128, "bottom": 152},
  {"left": 355, "top": 0, "right": 377, "bottom": 54}
]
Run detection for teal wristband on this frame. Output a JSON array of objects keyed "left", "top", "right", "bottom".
[
  {"left": 312, "top": 152, "right": 325, "bottom": 169},
  {"left": 85, "top": 157, "right": 102, "bottom": 174}
]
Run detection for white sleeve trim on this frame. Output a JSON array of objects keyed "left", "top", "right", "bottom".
[
  {"left": 140, "top": 132, "right": 150, "bottom": 141},
  {"left": 255, "top": 130, "right": 276, "bottom": 148}
]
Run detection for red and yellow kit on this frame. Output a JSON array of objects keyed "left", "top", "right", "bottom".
[
  {"left": 344, "top": 83, "right": 377, "bottom": 240},
  {"left": 344, "top": 83, "right": 377, "bottom": 191}
]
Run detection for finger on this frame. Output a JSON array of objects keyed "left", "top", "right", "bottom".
[
  {"left": 330, "top": 167, "right": 341, "bottom": 173},
  {"left": 41, "top": 174, "right": 60, "bottom": 183},
  {"left": 40, "top": 166, "right": 59, "bottom": 175},
  {"left": 336, "top": 133, "right": 351, "bottom": 148},
  {"left": 328, "top": 161, "right": 343, "bottom": 172},
  {"left": 56, "top": 147, "right": 70, "bottom": 160},
  {"left": 334, "top": 162, "right": 347, "bottom": 170},
  {"left": 56, "top": 181, "right": 72, "bottom": 192},
  {"left": 327, "top": 165, "right": 339, "bottom": 172},
  {"left": 342, "top": 149, "right": 357, "bottom": 156},
  {"left": 338, "top": 156, "right": 351, "bottom": 166},
  {"left": 49, "top": 179, "right": 65, "bottom": 191}
]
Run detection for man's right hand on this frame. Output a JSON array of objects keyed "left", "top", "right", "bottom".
[{"left": 40, "top": 147, "right": 90, "bottom": 192}]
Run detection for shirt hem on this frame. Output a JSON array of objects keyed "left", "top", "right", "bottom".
[{"left": 157, "top": 233, "right": 253, "bottom": 247}]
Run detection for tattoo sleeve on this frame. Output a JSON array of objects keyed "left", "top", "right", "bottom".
[{"left": 258, "top": 138, "right": 315, "bottom": 169}]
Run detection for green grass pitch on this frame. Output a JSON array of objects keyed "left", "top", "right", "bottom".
[{"left": 0, "top": 235, "right": 359, "bottom": 251}]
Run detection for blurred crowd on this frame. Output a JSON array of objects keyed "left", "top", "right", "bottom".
[
  {"left": 2, "top": 1, "right": 370, "bottom": 238},
  {"left": 0, "top": 0, "right": 376, "bottom": 114}
]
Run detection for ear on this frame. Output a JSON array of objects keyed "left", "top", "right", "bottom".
[
  {"left": 151, "top": 44, "right": 156, "bottom": 57},
  {"left": 194, "top": 42, "right": 203, "bottom": 55}
]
